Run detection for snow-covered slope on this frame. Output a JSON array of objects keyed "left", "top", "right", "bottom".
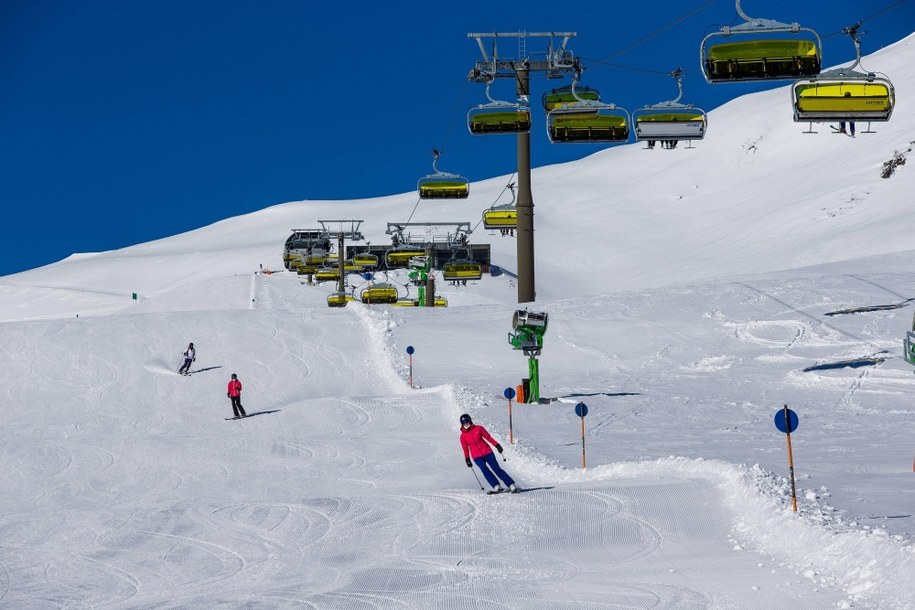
[{"left": 0, "top": 34, "right": 913, "bottom": 610}]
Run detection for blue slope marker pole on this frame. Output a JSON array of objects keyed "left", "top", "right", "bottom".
[
  {"left": 406, "top": 346, "right": 415, "bottom": 388},
  {"left": 774, "top": 404, "right": 799, "bottom": 512},
  {"left": 504, "top": 387, "right": 516, "bottom": 444},
  {"left": 575, "top": 402, "right": 588, "bottom": 469}
]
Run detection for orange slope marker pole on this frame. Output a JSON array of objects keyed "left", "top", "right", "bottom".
[{"left": 581, "top": 414, "right": 587, "bottom": 469}]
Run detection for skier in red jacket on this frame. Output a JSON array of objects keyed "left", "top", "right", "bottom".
[
  {"left": 459, "top": 413, "right": 517, "bottom": 493},
  {"left": 227, "top": 373, "right": 246, "bottom": 418}
]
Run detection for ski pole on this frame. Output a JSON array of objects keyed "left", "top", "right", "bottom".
[{"left": 469, "top": 466, "right": 484, "bottom": 490}]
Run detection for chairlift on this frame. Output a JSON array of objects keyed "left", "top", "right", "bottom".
[
  {"left": 385, "top": 245, "right": 427, "bottom": 268},
  {"left": 296, "top": 264, "right": 319, "bottom": 276},
  {"left": 700, "top": 0, "right": 822, "bottom": 84},
  {"left": 283, "top": 229, "right": 331, "bottom": 270},
  {"left": 633, "top": 69, "right": 707, "bottom": 144},
  {"left": 442, "top": 261, "right": 483, "bottom": 283},
  {"left": 482, "top": 206, "right": 518, "bottom": 230},
  {"left": 483, "top": 182, "right": 518, "bottom": 232},
  {"left": 544, "top": 73, "right": 630, "bottom": 144},
  {"left": 360, "top": 283, "right": 399, "bottom": 304},
  {"left": 542, "top": 84, "right": 600, "bottom": 113},
  {"left": 352, "top": 252, "right": 379, "bottom": 268},
  {"left": 792, "top": 24, "right": 894, "bottom": 127},
  {"left": 468, "top": 75, "right": 532, "bottom": 135},
  {"left": 314, "top": 266, "right": 340, "bottom": 282},
  {"left": 327, "top": 292, "right": 353, "bottom": 308},
  {"left": 392, "top": 297, "right": 448, "bottom": 307},
  {"left": 417, "top": 150, "right": 470, "bottom": 200}
]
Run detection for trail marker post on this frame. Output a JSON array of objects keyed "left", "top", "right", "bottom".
[
  {"left": 774, "top": 404, "right": 799, "bottom": 512},
  {"left": 575, "top": 401, "right": 588, "bottom": 469},
  {"left": 406, "top": 346, "right": 415, "bottom": 388},
  {"left": 504, "top": 387, "right": 516, "bottom": 444}
]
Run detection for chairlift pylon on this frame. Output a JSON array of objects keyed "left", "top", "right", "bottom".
[
  {"left": 467, "top": 75, "right": 532, "bottom": 135},
  {"left": 417, "top": 149, "right": 470, "bottom": 200},
  {"left": 633, "top": 69, "right": 707, "bottom": 144},
  {"left": 700, "top": 0, "right": 822, "bottom": 84},
  {"left": 792, "top": 23, "right": 895, "bottom": 127}
]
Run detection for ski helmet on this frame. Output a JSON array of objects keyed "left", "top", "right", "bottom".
[
  {"left": 459, "top": 413, "right": 472, "bottom": 425},
  {"left": 231, "top": 373, "right": 237, "bottom": 380}
]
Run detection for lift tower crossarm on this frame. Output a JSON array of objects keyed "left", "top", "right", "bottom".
[{"left": 467, "top": 32, "right": 577, "bottom": 81}]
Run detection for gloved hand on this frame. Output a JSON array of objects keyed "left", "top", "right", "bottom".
[
  {"left": 495, "top": 443, "right": 503, "bottom": 454},
  {"left": 227, "top": 393, "right": 231, "bottom": 398},
  {"left": 465, "top": 457, "right": 472, "bottom": 468}
]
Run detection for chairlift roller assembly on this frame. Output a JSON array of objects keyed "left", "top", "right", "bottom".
[
  {"left": 633, "top": 69, "right": 707, "bottom": 142},
  {"left": 792, "top": 24, "right": 894, "bottom": 125},
  {"left": 700, "top": 0, "right": 822, "bottom": 84},
  {"left": 417, "top": 150, "right": 470, "bottom": 200}
]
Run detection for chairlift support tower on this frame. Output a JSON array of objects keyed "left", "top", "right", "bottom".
[
  {"left": 468, "top": 32, "right": 577, "bottom": 304},
  {"left": 318, "top": 219, "right": 364, "bottom": 299}
]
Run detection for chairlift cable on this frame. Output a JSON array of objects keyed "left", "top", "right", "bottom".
[
  {"left": 403, "top": 195, "right": 423, "bottom": 225},
  {"left": 858, "top": 0, "right": 906, "bottom": 27},
  {"left": 435, "top": 79, "right": 473, "bottom": 162},
  {"left": 820, "top": 0, "right": 907, "bottom": 41},
  {"left": 589, "top": 0, "right": 717, "bottom": 67}
]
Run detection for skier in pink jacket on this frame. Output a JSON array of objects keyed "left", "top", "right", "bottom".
[
  {"left": 227, "top": 373, "right": 246, "bottom": 418},
  {"left": 459, "top": 413, "right": 517, "bottom": 493}
]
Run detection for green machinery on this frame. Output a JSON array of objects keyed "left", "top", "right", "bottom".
[
  {"left": 508, "top": 309, "right": 548, "bottom": 402},
  {"left": 905, "top": 312, "right": 915, "bottom": 366},
  {"left": 408, "top": 254, "right": 433, "bottom": 306}
]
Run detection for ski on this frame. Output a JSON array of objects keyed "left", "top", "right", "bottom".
[
  {"left": 829, "top": 125, "right": 854, "bottom": 137},
  {"left": 224, "top": 416, "right": 246, "bottom": 420},
  {"left": 486, "top": 489, "right": 507, "bottom": 495}
]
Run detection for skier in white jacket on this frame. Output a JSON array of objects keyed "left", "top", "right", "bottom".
[{"left": 178, "top": 342, "right": 196, "bottom": 375}]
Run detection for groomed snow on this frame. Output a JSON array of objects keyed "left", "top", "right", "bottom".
[{"left": 0, "top": 34, "right": 913, "bottom": 610}]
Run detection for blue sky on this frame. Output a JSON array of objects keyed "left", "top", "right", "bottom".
[{"left": 1, "top": 0, "right": 912, "bottom": 277}]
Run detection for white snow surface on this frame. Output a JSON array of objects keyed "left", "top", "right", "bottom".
[{"left": 1, "top": 36, "right": 914, "bottom": 609}]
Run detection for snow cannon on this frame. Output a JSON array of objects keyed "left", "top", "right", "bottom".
[
  {"left": 509, "top": 310, "right": 548, "bottom": 403},
  {"left": 509, "top": 310, "right": 548, "bottom": 357}
]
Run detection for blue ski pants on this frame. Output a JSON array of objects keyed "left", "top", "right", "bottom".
[{"left": 473, "top": 452, "right": 515, "bottom": 488}]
